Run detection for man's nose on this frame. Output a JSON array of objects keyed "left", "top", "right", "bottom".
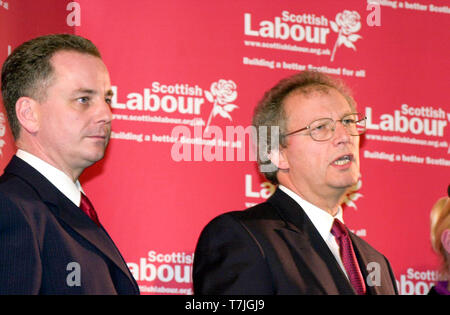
[
  {"left": 332, "top": 120, "right": 351, "bottom": 145},
  {"left": 95, "top": 99, "right": 113, "bottom": 124}
]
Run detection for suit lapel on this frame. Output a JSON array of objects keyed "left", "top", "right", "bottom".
[
  {"left": 350, "top": 233, "right": 381, "bottom": 295},
  {"left": 268, "top": 189, "right": 355, "bottom": 295},
  {"left": 48, "top": 194, "right": 137, "bottom": 285},
  {"left": 4, "top": 156, "right": 138, "bottom": 290},
  {"left": 275, "top": 227, "right": 344, "bottom": 294},
  {"left": 349, "top": 233, "right": 396, "bottom": 295}
]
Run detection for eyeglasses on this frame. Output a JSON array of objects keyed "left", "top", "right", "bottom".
[{"left": 283, "top": 112, "right": 367, "bottom": 142}]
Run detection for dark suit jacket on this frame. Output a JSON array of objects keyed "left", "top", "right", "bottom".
[
  {"left": 193, "top": 188, "right": 398, "bottom": 295},
  {"left": 0, "top": 156, "right": 139, "bottom": 294}
]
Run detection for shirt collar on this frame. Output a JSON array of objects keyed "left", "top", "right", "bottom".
[
  {"left": 279, "top": 185, "right": 344, "bottom": 241},
  {"left": 16, "top": 149, "right": 83, "bottom": 206}
]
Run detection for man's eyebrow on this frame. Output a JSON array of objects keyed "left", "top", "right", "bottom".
[
  {"left": 72, "top": 88, "right": 97, "bottom": 96},
  {"left": 72, "top": 88, "right": 114, "bottom": 97}
]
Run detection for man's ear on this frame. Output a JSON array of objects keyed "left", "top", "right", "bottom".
[
  {"left": 268, "top": 147, "right": 289, "bottom": 171},
  {"left": 15, "top": 97, "right": 39, "bottom": 134}
]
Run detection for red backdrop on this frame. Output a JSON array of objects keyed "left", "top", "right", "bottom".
[{"left": 1, "top": 0, "right": 449, "bottom": 295}]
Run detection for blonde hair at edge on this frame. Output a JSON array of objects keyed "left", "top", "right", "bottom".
[{"left": 430, "top": 195, "right": 450, "bottom": 280}]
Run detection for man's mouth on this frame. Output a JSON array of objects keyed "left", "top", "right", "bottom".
[
  {"left": 332, "top": 154, "right": 353, "bottom": 166},
  {"left": 87, "top": 128, "right": 111, "bottom": 140}
]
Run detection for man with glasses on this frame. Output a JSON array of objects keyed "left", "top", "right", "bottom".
[{"left": 193, "top": 71, "right": 398, "bottom": 295}]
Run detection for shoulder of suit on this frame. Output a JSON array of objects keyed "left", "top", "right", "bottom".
[
  {"left": 0, "top": 172, "right": 54, "bottom": 224},
  {"left": 208, "top": 199, "right": 278, "bottom": 224},
  {"left": 197, "top": 203, "right": 278, "bottom": 259},
  {"left": 0, "top": 171, "right": 42, "bottom": 202},
  {"left": 201, "top": 200, "right": 284, "bottom": 240}
]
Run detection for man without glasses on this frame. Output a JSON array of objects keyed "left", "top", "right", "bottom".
[{"left": 0, "top": 34, "right": 139, "bottom": 294}]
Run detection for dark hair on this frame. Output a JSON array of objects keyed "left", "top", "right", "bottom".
[
  {"left": 252, "top": 70, "right": 356, "bottom": 184},
  {"left": 1, "top": 34, "right": 101, "bottom": 139}
]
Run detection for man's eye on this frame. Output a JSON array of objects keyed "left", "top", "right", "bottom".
[
  {"left": 105, "top": 98, "right": 112, "bottom": 105},
  {"left": 77, "top": 97, "right": 90, "bottom": 104},
  {"left": 312, "top": 123, "right": 328, "bottom": 131},
  {"left": 342, "top": 118, "right": 356, "bottom": 125}
]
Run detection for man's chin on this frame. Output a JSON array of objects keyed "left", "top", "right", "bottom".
[
  {"left": 330, "top": 176, "right": 359, "bottom": 192},
  {"left": 82, "top": 150, "right": 107, "bottom": 167}
]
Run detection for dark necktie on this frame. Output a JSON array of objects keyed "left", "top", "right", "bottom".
[
  {"left": 80, "top": 192, "right": 101, "bottom": 227},
  {"left": 331, "top": 218, "right": 366, "bottom": 295}
]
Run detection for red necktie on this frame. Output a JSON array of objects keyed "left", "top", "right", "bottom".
[
  {"left": 331, "top": 219, "right": 366, "bottom": 295},
  {"left": 80, "top": 192, "right": 101, "bottom": 227}
]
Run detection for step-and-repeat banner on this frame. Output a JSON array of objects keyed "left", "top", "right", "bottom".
[{"left": 1, "top": 0, "right": 449, "bottom": 295}]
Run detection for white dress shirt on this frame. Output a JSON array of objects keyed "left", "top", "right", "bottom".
[
  {"left": 279, "top": 185, "right": 349, "bottom": 279},
  {"left": 16, "top": 149, "right": 83, "bottom": 207}
]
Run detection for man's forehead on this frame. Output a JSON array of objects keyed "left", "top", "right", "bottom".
[
  {"left": 49, "top": 51, "right": 111, "bottom": 92},
  {"left": 283, "top": 88, "right": 353, "bottom": 126},
  {"left": 284, "top": 87, "right": 349, "bottom": 110},
  {"left": 49, "top": 50, "right": 107, "bottom": 75}
]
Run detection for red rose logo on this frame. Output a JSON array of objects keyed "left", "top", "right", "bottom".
[
  {"left": 330, "top": 10, "right": 363, "bottom": 61},
  {"left": 204, "top": 80, "right": 238, "bottom": 133}
]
